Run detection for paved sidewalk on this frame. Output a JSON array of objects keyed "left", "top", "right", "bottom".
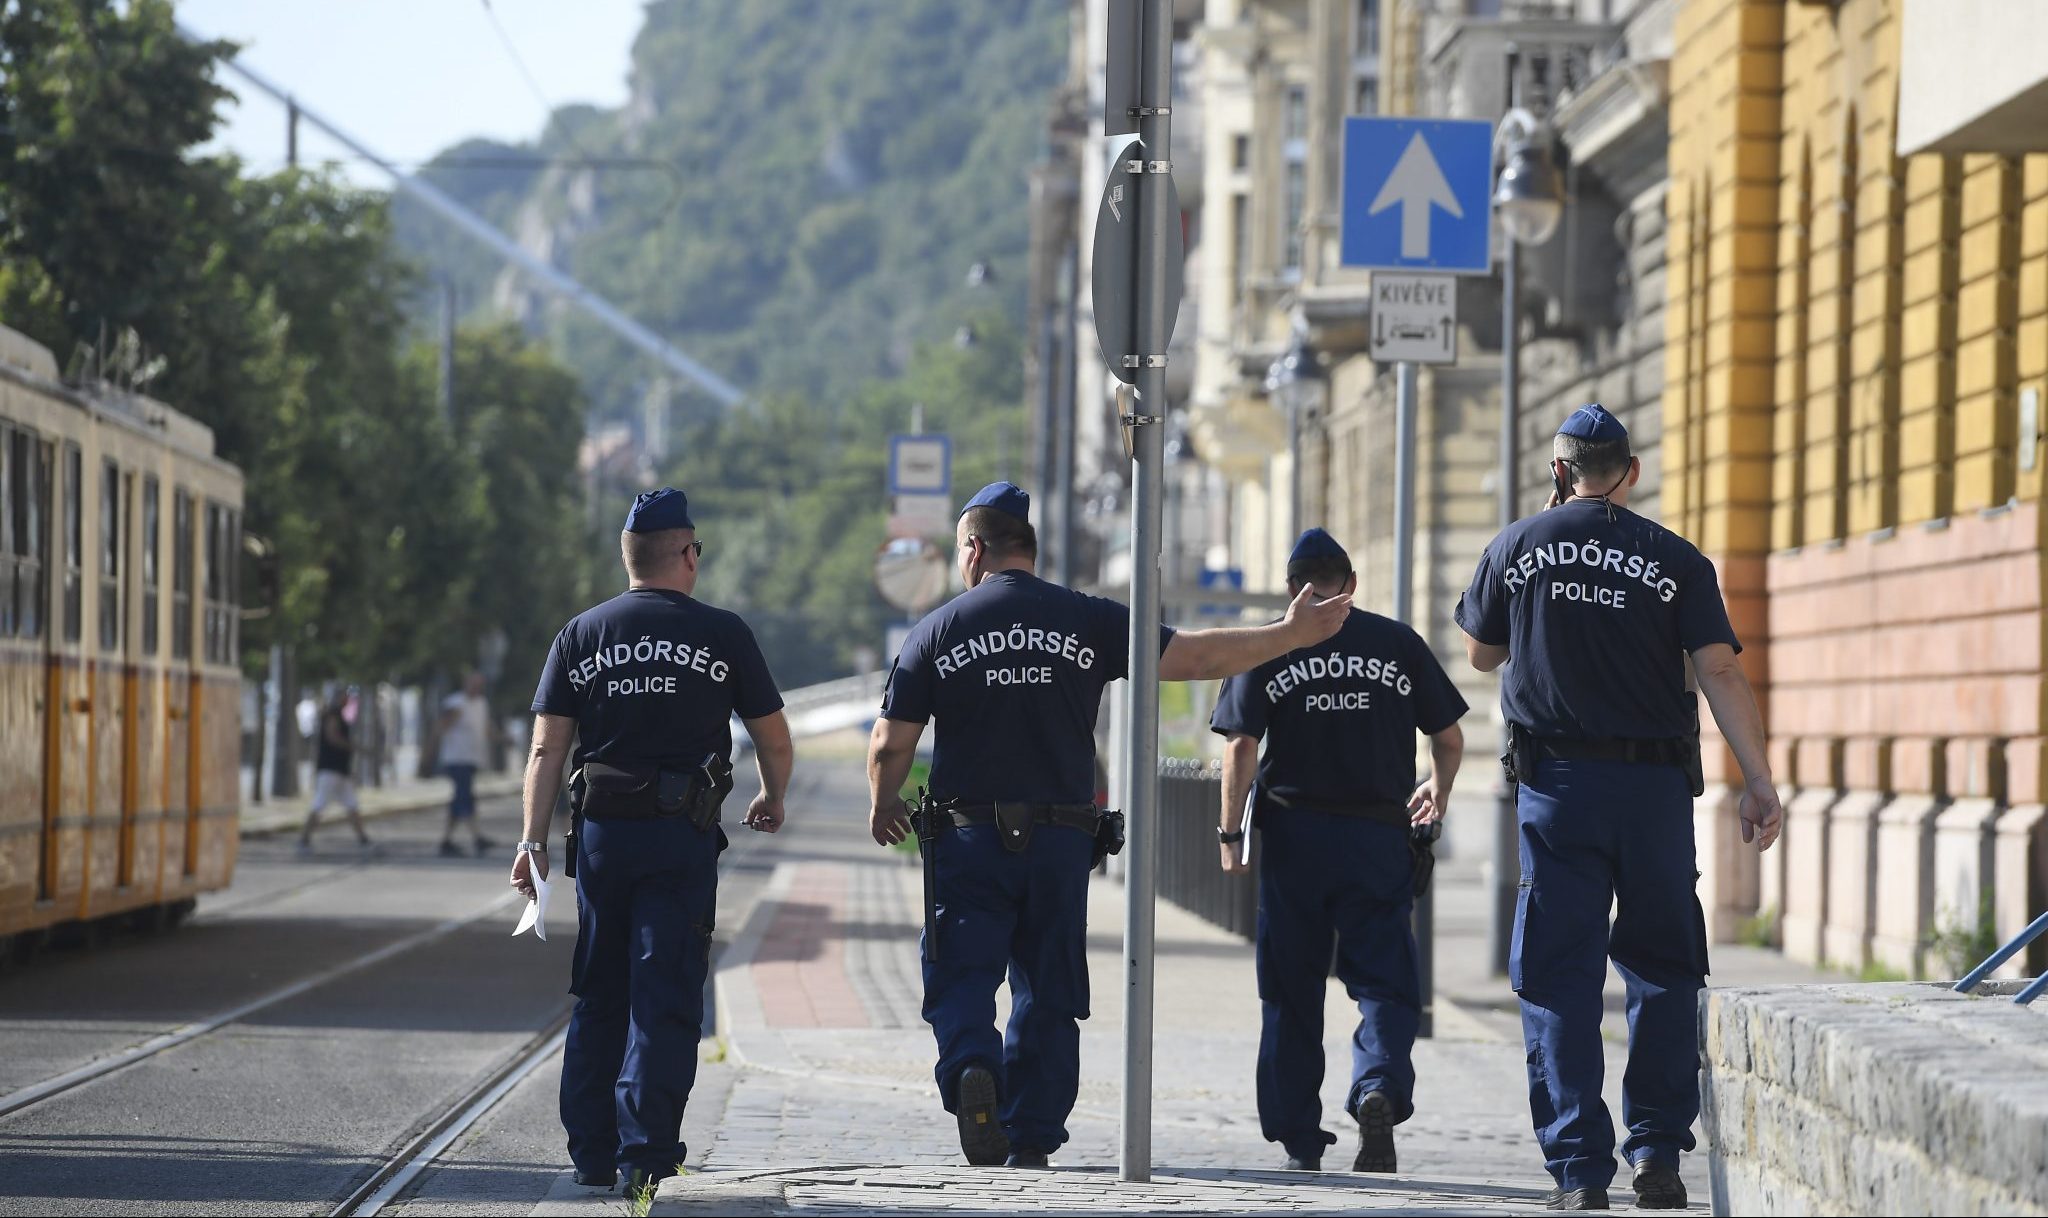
[
  {"left": 238, "top": 772, "right": 521, "bottom": 836},
  {"left": 521, "top": 759, "right": 1832, "bottom": 1215}
]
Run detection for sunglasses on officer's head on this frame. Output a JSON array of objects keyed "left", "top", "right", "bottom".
[{"left": 684, "top": 539, "right": 704, "bottom": 559}]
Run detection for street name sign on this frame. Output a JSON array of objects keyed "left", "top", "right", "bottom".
[{"left": 1341, "top": 117, "right": 1495, "bottom": 274}]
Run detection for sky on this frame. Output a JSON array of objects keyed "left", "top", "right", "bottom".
[{"left": 180, "top": 0, "right": 650, "bottom": 187}]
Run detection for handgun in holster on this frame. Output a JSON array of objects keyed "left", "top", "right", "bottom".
[
  {"left": 1092, "top": 809, "right": 1127, "bottom": 869},
  {"left": 1500, "top": 721, "right": 1535, "bottom": 787},
  {"left": 913, "top": 787, "right": 940, "bottom": 962},
  {"left": 1409, "top": 819, "right": 1441, "bottom": 898},
  {"left": 564, "top": 769, "right": 586, "bottom": 880},
  {"left": 674, "top": 753, "right": 736, "bottom": 832}
]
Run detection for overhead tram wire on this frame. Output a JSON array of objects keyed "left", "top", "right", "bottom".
[{"left": 174, "top": 23, "right": 746, "bottom": 411}]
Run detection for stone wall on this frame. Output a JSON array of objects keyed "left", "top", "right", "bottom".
[{"left": 1700, "top": 983, "right": 2048, "bottom": 1216}]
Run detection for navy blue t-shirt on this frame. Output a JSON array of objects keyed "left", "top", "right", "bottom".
[
  {"left": 531, "top": 588, "right": 783, "bottom": 771},
  {"left": 1210, "top": 610, "right": 1467, "bottom": 807},
  {"left": 1453, "top": 499, "right": 1740, "bottom": 740},
  {"left": 879, "top": 571, "right": 1174, "bottom": 805}
]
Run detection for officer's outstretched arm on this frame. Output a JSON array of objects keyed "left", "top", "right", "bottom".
[
  {"left": 865, "top": 717, "right": 924, "bottom": 846},
  {"left": 1159, "top": 584, "right": 1352, "bottom": 681}
]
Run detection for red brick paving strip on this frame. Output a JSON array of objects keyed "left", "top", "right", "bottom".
[{"left": 750, "top": 864, "right": 873, "bottom": 1027}]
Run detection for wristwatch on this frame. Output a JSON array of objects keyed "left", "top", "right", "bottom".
[
  {"left": 517, "top": 840, "right": 547, "bottom": 853},
  {"left": 1216, "top": 827, "right": 1245, "bottom": 845}
]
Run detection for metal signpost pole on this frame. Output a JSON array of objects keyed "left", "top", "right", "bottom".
[
  {"left": 1390, "top": 359, "right": 1432, "bottom": 1037},
  {"left": 1490, "top": 236, "right": 1521, "bottom": 977},
  {"left": 1120, "top": 0, "right": 1173, "bottom": 1185}
]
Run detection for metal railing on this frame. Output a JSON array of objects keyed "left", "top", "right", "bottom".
[
  {"left": 1157, "top": 758, "right": 1257, "bottom": 939},
  {"left": 1953, "top": 911, "right": 2048, "bottom": 1005}
]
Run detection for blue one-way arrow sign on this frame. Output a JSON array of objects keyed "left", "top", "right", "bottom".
[{"left": 1342, "top": 117, "right": 1494, "bottom": 274}]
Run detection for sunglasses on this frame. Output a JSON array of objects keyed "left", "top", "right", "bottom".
[{"left": 685, "top": 539, "right": 704, "bottom": 559}]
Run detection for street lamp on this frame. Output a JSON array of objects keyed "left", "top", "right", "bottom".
[
  {"left": 1489, "top": 79, "right": 1566, "bottom": 978},
  {"left": 1265, "top": 326, "right": 1326, "bottom": 542}
]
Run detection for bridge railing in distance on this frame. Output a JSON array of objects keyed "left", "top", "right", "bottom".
[
  {"left": 1156, "top": 758, "right": 1256, "bottom": 940},
  {"left": 778, "top": 669, "right": 890, "bottom": 738}
]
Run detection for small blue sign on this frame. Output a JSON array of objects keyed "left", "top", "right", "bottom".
[
  {"left": 1341, "top": 117, "right": 1495, "bottom": 274},
  {"left": 1197, "top": 567, "right": 1244, "bottom": 619}
]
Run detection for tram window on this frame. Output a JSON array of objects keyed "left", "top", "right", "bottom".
[
  {"left": 20, "top": 436, "right": 46, "bottom": 639},
  {"left": 227, "top": 508, "right": 240, "bottom": 663},
  {"left": 142, "top": 476, "right": 160, "bottom": 656},
  {"left": 99, "top": 459, "right": 122, "bottom": 652},
  {"left": 62, "top": 443, "right": 80, "bottom": 644},
  {"left": 172, "top": 490, "right": 193, "bottom": 661},
  {"left": 0, "top": 424, "right": 12, "bottom": 637}
]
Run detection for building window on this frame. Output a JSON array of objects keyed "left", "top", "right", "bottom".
[
  {"left": 142, "top": 476, "right": 160, "bottom": 657},
  {"left": 1232, "top": 133, "right": 1249, "bottom": 172},
  {"left": 1355, "top": 76, "right": 1380, "bottom": 116},
  {"left": 62, "top": 442, "right": 80, "bottom": 644},
  {"left": 1232, "top": 192, "right": 1250, "bottom": 297},
  {"left": 1357, "top": 0, "right": 1380, "bottom": 58},
  {"left": 172, "top": 490, "right": 193, "bottom": 661},
  {"left": 1283, "top": 85, "right": 1308, "bottom": 143},
  {"left": 99, "top": 459, "right": 122, "bottom": 653},
  {"left": 1282, "top": 160, "right": 1307, "bottom": 275}
]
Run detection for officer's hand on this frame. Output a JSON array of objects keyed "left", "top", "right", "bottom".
[
  {"left": 1545, "top": 486, "right": 1566, "bottom": 510},
  {"left": 510, "top": 847, "right": 548, "bottom": 899},
  {"left": 1218, "top": 840, "right": 1250, "bottom": 875},
  {"left": 871, "top": 796, "right": 912, "bottom": 847},
  {"left": 1282, "top": 582, "right": 1353, "bottom": 645},
  {"left": 742, "top": 792, "right": 784, "bottom": 834},
  {"left": 1408, "top": 778, "right": 1445, "bottom": 826},
  {"left": 1738, "top": 775, "right": 1783, "bottom": 852}
]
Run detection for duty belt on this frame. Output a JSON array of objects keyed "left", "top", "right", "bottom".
[
  {"left": 1528, "top": 735, "right": 1690, "bottom": 767},
  {"left": 942, "top": 802, "right": 1103, "bottom": 835},
  {"left": 1263, "top": 791, "right": 1411, "bottom": 829}
]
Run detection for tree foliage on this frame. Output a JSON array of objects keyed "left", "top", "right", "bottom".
[{"left": 0, "top": 0, "right": 587, "bottom": 713}]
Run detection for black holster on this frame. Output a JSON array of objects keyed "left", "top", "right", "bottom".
[
  {"left": 913, "top": 788, "right": 940, "bottom": 962},
  {"left": 1409, "top": 820, "right": 1441, "bottom": 898},
  {"left": 1500, "top": 722, "right": 1535, "bottom": 788},
  {"left": 1093, "top": 809, "right": 1126, "bottom": 868},
  {"left": 571, "top": 755, "right": 733, "bottom": 831},
  {"left": 563, "top": 776, "right": 583, "bottom": 880}
]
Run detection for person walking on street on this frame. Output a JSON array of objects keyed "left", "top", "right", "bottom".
[
  {"left": 1454, "top": 404, "right": 1783, "bottom": 1211},
  {"left": 300, "top": 685, "right": 371, "bottom": 851},
  {"left": 1212, "top": 528, "right": 1468, "bottom": 1176},
  {"left": 435, "top": 672, "right": 497, "bottom": 857},
  {"left": 512, "top": 487, "right": 796, "bottom": 1199},
  {"left": 865, "top": 482, "right": 1354, "bottom": 1169}
]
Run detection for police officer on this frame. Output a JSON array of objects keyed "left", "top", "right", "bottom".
[
  {"left": 1210, "top": 528, "right": 1468, "bottom": 1175},
  {"left": 865, "top": 482, "right": 1353, "bottom": 1168},
  {"left": 512, "top": 488, "right": 796, "bottom": 1194},
  {"left": 1453, "top": 406, "right": 1782, "bottom": 1211}
]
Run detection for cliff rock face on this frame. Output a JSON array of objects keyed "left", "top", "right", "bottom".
[{"left": 394, "top": 0, "right": 1065, "bottom": 423}]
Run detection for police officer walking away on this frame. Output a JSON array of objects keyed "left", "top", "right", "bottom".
[
  {"left": 865, "top": 482, "right": 1354, "bottom": 1169},
  {"left": 511, "top": 488, "right": 795, "bottom": 1196},
  {"left": 1210, "top": 528, "right": 1468, "bottom": 1175},
  {"left": 1454, "top": 406, "right": 1782, "bottom": 1211}
]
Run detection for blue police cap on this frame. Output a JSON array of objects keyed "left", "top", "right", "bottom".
[
  {"left": 960, "top": 481, "right": 1031, "bottom": 525},
  {"left": 1557, "top": 403, "right": 1628, "bottom": 445},
  {"left": 623, "top": 487, "right": 694, "bottom": 533},
  {"left": 1288, "top": 527, "right": 1349, "bottom": 567}
]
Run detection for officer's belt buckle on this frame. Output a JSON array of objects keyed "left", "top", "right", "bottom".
[{"left": 992, "top": 802, "right": 1036, "bottom": 853}]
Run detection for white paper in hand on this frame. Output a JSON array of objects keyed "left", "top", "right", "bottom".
[
  {"left": 1239, "top": 783, "right": 1257, "bottom": 867},
  {"left": 513, "top": 850, "right": 551, "bottom": 942}
]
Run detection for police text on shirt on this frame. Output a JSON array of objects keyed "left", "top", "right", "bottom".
[
  {"left": 1501, "top": 538, "right": 1679, "bottom": 606},
  {"left": 565, "top": 635, "right": 732, "bottom": 697},
  {"left": 1264, "top": 651, "right": 1411, "bottom": 712},
  {"left": 932, "top": 622, "right": 1098, "bottom": 687}
]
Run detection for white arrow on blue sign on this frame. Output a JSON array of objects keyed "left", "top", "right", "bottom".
[{"left": 1341, "top": 117, "right": 1495, "bottom": 275}]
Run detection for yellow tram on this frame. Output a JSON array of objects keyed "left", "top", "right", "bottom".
[{"left": 0, "top": 324, "right": 243, "bottom": 947}]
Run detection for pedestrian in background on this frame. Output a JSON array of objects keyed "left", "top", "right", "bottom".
[
  {"left": 299, "top": 685, "right": 371, "bottom": 851},
  {"left": 434, "top": 671, "right": 498, "bottom": 858}
]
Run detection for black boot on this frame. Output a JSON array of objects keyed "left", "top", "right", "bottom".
[
  {"left": 1350, "top": 1090, "right": 1397, "bottom": 1173},
  {"left": 1631, "top": 1161, "right": 1687, "bottom": 1210},
  {"left": 1004, "top": 1151, "right": 1050, "bottom": 1168},
  {"left": 1543, "top": 1186, "right": 1610, "bottom": 1210},
  {"left": 954, "top": 1065, "right": 1010, "bottom": 1166},
  {"left": 1282, "top": 1153, "right": 1322, "bottom": 1171}
]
